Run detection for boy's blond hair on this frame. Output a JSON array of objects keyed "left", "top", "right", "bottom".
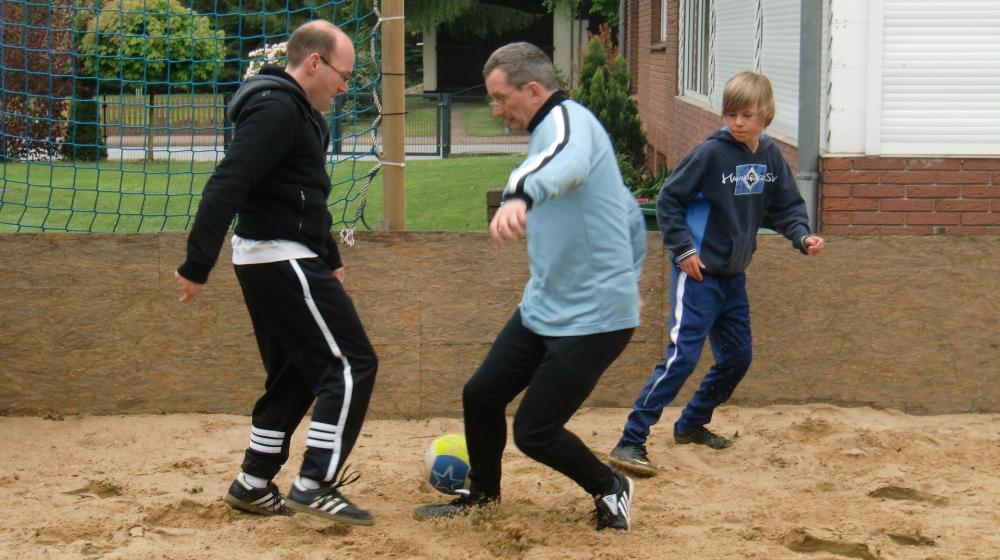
[{"left": 722, "top": 71, "right": 775, "bottom": 127}]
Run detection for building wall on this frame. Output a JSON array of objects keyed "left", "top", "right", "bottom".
[
  {"left": 821, "top": 157, "right": 1000, "bottom": 234},
  {"left": 633, "top": 1, "right": 799, "bottom": 174},
  {"left": 631, "top": 0, "right": 997, "bottom": 236}
]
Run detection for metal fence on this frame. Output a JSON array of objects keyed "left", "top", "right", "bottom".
[{"left": 98, "top": 92, "right": 528, "bottom": 160}]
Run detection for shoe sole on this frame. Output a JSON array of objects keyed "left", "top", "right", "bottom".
[
  {"left": 607, "top": 455, "right": 659, "bottom": 478},
  {"left": 673, "top": 437, "right": 732, "bottom": 450},
  {"left": 286, "top": 499, "right": 375, "bottom": 526},
  {"left": 224, "top": 492, "right": 293, "bottom": 516}
]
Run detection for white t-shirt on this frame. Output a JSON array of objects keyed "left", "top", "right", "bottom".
[{"left": 230, "top": 234, "right": 317, "bottom": 265}]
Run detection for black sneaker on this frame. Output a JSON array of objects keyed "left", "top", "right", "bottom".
[
  {"left": 673, "top": 425, "right": 732, "bottom": 449},
  {"left": 286, "top": 470, "right": 374, "bottom": 526},
  {"left": 413, "top": 490, "right": 500, "bottom": 521},
  {"left": 223, "top": 473, "right": 293, "bottom": 516},
  {"left": 594, "top": 471, "right": 634, "bottom": 531},
  {"left": 608, "top": 444, "right": 659, "bottom": 477}
]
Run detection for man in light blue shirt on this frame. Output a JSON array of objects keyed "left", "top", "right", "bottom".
[{"left": 414, "top": 42, "right": 646, "bottom": 531}]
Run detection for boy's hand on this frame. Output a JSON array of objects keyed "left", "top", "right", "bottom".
[
  {"left": 680, "top": 253, "right": 706, "bottom": 282},
  {"left": 490, "top": 199, "right": 528, "bottom": 243},
  {"left": 804, "top": 235, "right": 825, "bottom": 256}
]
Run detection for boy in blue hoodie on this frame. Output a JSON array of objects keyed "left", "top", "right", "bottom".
[
  {"left": 413, "top": 42, "right": 646, "bottom": 530},
  {"left": 608, "top": 71, "right": 825, "bottom": 476}
]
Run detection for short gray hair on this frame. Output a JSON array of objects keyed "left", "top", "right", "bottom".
[{"left": 482, "top": 42, "right": 558, "bottom": 90}]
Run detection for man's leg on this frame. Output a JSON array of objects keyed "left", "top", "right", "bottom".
[
  {"left": 675, "top": 273, "right": 751, "bottom": 447},
  {"left": 511, "top": 327, "right": 634, "bottom": 495},
  {"left": 413, "top": 309, "right": 544, "bottom": 520},
  {"left": 284, "top": 259, "right": 378, "bottom": 486},
  {"left": 462, "top": 309, "right": 546, "bottom": 497}
]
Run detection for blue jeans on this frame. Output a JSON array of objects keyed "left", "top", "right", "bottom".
[{"left": 618, "top": 267, "right": 752, "bottom": 447}]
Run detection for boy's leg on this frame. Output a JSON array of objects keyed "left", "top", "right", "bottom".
[
  {"left": 617, "top": 269, "right": 723, "bottom": 447},
  {"left": 462, "top": 309, "right": 546, "bottom": 497},
  {"left": 676, "top": 273, "right": 752, "bottom": 436},
  {"left": 511, "top": 327, "right": 634, "bottom": 495}
]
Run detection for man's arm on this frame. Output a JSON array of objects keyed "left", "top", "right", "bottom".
[
  {"left": 175, "top": 97, "right": 295, "bottom": 290},
  {"left": 503, "top": 104, "right": 593, "bottom": 208}
]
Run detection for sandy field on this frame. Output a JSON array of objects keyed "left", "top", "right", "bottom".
[{"left": 2, "top": 404, "right": 998, "bottom": 560}]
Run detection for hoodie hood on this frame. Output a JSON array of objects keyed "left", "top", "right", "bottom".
[
  {"left": 225, "top": 66, "right": 309, "bottom": 124},
  {"left": 707, "top": 127, "right": 775, "bottom": 153}
]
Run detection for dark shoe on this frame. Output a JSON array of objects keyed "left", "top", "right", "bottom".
[
  {"left": 608, "top": 444, "right": 659, "bottom": 477},
  {"left": 286, "top": 470, "right": 374, "bottom": 526},
  {"left": 594, "top": 471, "right": 634, "bottom": 531},
  {"left": 673, "top": 425, "right": 732, "bottom": 449},
  {"left": 413, "top": 491, "right": 499, "bottom": 521},
  {"left": 224, "top": 474, "right": 293, "bottom": 516}
]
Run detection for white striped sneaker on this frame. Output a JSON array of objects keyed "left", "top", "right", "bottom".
[
  {"left": 594, "top": 471, "right": 634, "bottom": 531},
  {"left": 287, "top": 481, "right": 374, "bottom": 526},
  {"left": 223, "top": 474, "right": 292, "bottom": 516}
]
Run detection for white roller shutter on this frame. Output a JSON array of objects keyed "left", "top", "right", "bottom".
[
  {"left": 712, "top": 0, "right": 758, "bottom": 108},
  {"left": 760, "top": 0, "right": 800, "bottom": 140},
  {"left": 880, "top": 0, "right": 1000, "bottom": 155}
]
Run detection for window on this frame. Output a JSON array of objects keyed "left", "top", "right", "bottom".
[
  {"left": 680, "top": 0, "right": 712, "bottom": 98},
  {"left": 660, "top": 0, "right": 669, "bottom": 43}
]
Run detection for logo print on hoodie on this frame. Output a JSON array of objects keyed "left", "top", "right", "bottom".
[{"left": 733, "top": 164, "right": 767, "bottom": 195}]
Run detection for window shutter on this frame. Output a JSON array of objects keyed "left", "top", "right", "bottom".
[
  {"left": 760, "top": 0, "right": 800, "bottom": 140},
  {"left": 712, "top": 0, "right": 757, "bottom": 108},
  {"left": 880, "top": 0, "right": 1000, "bottom": 155}
]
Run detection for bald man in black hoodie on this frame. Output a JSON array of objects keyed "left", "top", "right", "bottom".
[{"left": 175, "top": 20, "right": 377, "bottom": 526}]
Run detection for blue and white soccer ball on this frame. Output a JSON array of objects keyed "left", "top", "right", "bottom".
[{"left": 424, "top": 433, "right": 471, "bottom": 495}]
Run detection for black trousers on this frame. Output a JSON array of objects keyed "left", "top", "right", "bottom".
[
  {"left": 234, "top": 258, "right": 378, "bottom": 483},
  {"left": 464, "top": 309, "right": 634, "bottom": 497}
]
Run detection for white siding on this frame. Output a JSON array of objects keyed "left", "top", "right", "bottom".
[
  {"left": 712, "top": 0, "right": 757, "bottom": 108},
  {"left": 760, "top": 0, "right": 800, "bottom": 140},
  {"left": 879, "top": 0, "right": 1000, "bottom": 155}
]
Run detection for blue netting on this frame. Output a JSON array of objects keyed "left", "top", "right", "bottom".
[{"left": 0, "top": 0, "right": 381, "bottom": 233}]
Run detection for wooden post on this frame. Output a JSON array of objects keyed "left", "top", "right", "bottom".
[{"left": 379, "top": 0, "right": 406, "bottom": 230}]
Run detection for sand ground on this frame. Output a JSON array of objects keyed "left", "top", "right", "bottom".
[{"left": 2, "top": 405, "right": 998, "bottom": 559}]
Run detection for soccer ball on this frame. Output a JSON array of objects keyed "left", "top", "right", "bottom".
[{"left": 424, "top": 433, "right": 471, "bottom": 495}]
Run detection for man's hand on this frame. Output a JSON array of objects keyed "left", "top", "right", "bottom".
[
  {"left": 174, "top": 270, "right": 203, "bottom": 303},
  {"left": 333, "top": 266, "right": 345, "bottom": 283},
  {"left": 489, "top": 199, "right": 528, "bottom": 243},
  {"left": 804, "top": 235, "right": 826, "bottom": 256},
  {"left": 679, "top": 253, "right": 706, "bottom": 282}
]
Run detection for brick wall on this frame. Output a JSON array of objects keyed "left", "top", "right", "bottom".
[{"left": 821, "top": 158, "right": 1000, "bottom": 234}]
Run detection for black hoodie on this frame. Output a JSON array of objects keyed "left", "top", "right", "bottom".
[
  {"left": 178, "top": 67, "right": 340, "bottom": 284},
  {"left": 657, "top": 128, "right": 812, "bottom": 276}
]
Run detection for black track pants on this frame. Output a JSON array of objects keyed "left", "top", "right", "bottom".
[
  {"left": 463, "top": 309, "right": 633, "bottom": 497},
  {"left": 234, "top": 258, "right": 378, "bottom": 483}
]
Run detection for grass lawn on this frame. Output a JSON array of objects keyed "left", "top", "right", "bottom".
[{"left": 0, "top": 155, "right": 522, "bottom": 233}]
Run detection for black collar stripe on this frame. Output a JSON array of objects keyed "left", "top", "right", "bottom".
[{"left": 512, "top": 103, "right": 570, "bottom": 197}]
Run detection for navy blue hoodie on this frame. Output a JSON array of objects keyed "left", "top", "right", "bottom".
[{"left": 657, "top": 128, "right": 812, "bottom": 276}]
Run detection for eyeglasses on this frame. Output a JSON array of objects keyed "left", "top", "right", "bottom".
[
  {"left": 318, "top": 54, "right": 352, "bottom": 83},
  {"left": 488, "top": 83, "right": 527, "bottom": 107}
]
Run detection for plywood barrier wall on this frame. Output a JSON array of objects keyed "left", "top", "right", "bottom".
[{"left": 1, "top": 232, "right": 996, "bottom": 416}]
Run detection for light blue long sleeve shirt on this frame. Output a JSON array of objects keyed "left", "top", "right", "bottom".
[{"left": 503, "top": 95, "right": 646, "bottom": 336}]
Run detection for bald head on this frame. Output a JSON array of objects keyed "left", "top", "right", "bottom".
[{"left": 286, "top": 20, "right": 349, "bottom": 69}]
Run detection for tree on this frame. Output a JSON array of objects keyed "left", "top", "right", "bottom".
[
  {"left": 1, "top": 0, "right": 74, "bottom": 160},
  {"left": 188, "top": 0, "right": 377, "bottom": 85},
  {"left": 573, "top": 32, "right": 651, "bottom": 196},
  {"left": 406, "top": 0, "right": 540, "bottom": 36},
  {"left": 79, "top": 0, "right": 226, "bottom": 94}
]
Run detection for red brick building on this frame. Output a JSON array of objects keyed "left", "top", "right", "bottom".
[{"left": 624, "top": 0, "right": 999, "bottom": 234}]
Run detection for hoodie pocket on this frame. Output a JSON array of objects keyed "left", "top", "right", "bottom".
[{"left": 720, "top": 234, "right": 755, "bottom": 274}]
